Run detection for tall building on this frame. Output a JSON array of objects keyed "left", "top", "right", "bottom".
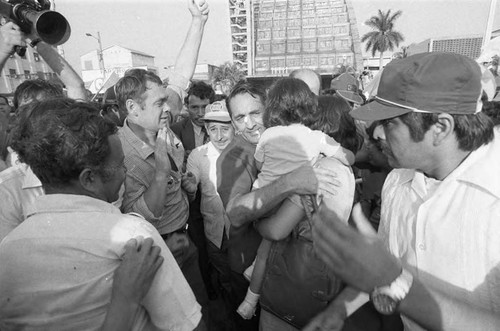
[
  {"left": 0, "top": 47, "right": 57, "bottom": 95},
  {"left": 228, "top": 0, "right": 363, "bottom": 77},
  {"left": 407, "top": 35, "right": 484, "bottom": 60}
]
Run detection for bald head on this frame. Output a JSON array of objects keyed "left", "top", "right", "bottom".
[{"left": 289, "top": 69, "right": 321, "bottom": 95}]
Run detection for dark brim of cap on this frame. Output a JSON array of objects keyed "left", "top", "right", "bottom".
[
  {"left": 337, "top": 90, "right": 364, "bottom": 105},
  {"left": 350, "top": 98, "right": 412, "bottom": 121}
]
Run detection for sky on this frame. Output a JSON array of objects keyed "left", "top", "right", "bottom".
[{"left": 54, "top": 0, "right": 500, "bottom": 79}]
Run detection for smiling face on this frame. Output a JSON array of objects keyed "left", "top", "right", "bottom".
[
  {"left": 229, "top": 92, "right": 265, "bottom": 145},
  {"left": 131, "top": 81, "right": 171, "bottom": 132},
  {"left": 205, "top": 121, "right": 234, "bottom": 152}
]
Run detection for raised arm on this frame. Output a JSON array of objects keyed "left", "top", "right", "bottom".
[
  {"left": 171, "top": 0, "right": 209, "bottom": 85},
  {"left": 34, "top": 42, "right": 87, "bottom": 101},
  {"left": 0, "top": 22, "right": 24, "bottom": 72}
]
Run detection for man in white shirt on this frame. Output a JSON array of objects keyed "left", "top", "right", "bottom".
[
  {"left": 0, "top": 99, "right": 203, "bottom": 330},
  {"left": 306, "top": 52, "right": 500, "bottom": 331},
  {"left": 186, "top": 101, "right": 234, "bottom": 294}
]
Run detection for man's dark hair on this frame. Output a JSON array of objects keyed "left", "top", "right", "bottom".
[
  {"left": 264, "top": 77, "right": 317, "bottom": 128},
  {"left": 398, "top": 111, "right": 494, "bottom": 152},
  {"left": 225, "top": 80, "right": 266, "bottom": 117},
  {"left": 313, "top": 95, "right": 364, "bottom": 154},
  {"left": 13, "top": 79, "right": 63, "bottom": 109},
  {"left": 11, "top": 98, "right": 118, "bottom": 188},
  {"left": 185, "top": 80, "right": 215, "bottom": 105},
  {"left": 115, "top": 69, "right": 162, "bottom": 112}
]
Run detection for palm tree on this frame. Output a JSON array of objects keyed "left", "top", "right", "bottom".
[
  {"left": 361, "top": 9, "right": 405, "bottom": 70},
  {"left": 212, "top": 62, "right": 246, "bottom": 96}
]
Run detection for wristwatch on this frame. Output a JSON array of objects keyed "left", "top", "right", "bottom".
[{"left": 370, "top": 268, "right": 413, "bottom": 315}]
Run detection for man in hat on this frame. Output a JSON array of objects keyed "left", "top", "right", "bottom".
[
  {"left": 185, "top": 100, "right": 235, "bottom": 315},
  {"left": 305, "top": 52, "right": 500, "bottom": 330},
  {"left": 330, "top": 72, "right": 364, "bottom": 106}
]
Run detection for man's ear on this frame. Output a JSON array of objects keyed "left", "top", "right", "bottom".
[
  {"left": 78, "top": 168, "right": 99, "bottom": 194},
  {"left": 433, "top": 113, "right": 455, "bottom": 146},
  {"left": 126, "top": 99, "right": 139, "bottom": 118}
]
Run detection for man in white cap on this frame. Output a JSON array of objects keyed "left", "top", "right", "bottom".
[
  {"left": 306, "top": 52, "right": 500, "bottom": 331},
  {"left": 185, "top": 100, "right": 235, "bottom": 324}
]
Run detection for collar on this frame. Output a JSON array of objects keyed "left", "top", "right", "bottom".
[
  {"left": 205, "top": 141, "right": 222, "bottom": 157},
  {"left": 192, "top": 122, "right": 202, "bottom": 135},
  {"left": 404, "top": 128, "right": 500, "bottom": 200},
  {"left": 452, "top": 127, "right": 500, "bottom": 199},
  {"left": 20, "top": 163, "right": 42, "bottom": 189},
  {"left": 119, "top": 120, "right": 155, "bottom": 160},
  {"left": 28, "top": 194, "right": 121, "bottom": 218}
]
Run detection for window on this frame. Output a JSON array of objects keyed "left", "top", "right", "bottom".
[
  {"left": 303, "top": 28, "right": 316, "bottom": 37},
  {"left": 287, "top": 41, "right": 301, "bottom": 53},
  {"left": 256, "top": 59, "right": 269, "bottom": 70},
  {"left": 33, "top": 52, "right": 40, "bottom": 62},
  {"left": 303, "top": 40, "right": 317, "bottom": 52},
  {"left": 84, "top": 60, "right": 93, "bottom": 70},
  {"left": 273, "top": 42, "right": 286, "bottom": 54},
  {"left": 24, "top": 70, "right": 30, "bottom": 79},
  {"left": 287, "top": 57, "right": 301, "bottom": 67},
  {"left": 274, "top": 29, "right": 286, "bottom": 39},
  {"left": 9, "top": 69, "right": 16, "bottom": 78},
  {"left": 288, "top": 28, "right": 301, "bottom": 38}
]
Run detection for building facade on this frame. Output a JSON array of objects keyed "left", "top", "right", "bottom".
[
  {"left": 80, "top": 45, "right": 157, "bottom": 92},
  {"left": 231, "top": 0, "right": 363, "bottom": 77},
  {"left": 0, "top": 47, "right": 57, "bottom": 95},
  {"left": 407, "top": 35, "right": 484, "bottom": 60}
]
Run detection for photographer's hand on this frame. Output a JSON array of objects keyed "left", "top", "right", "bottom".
[{"left": 0, "top": 22, "right": 24, "bottom": 59}]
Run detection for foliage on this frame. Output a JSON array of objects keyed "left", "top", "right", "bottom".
[
  {"left": 361, "top": 9, "right": 405, "bottom": 58},
  {"left": 212, "top": 62, "right": 246, "bottom": 95}
]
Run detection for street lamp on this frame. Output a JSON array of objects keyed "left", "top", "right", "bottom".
[{"left": 86, "top": 32, "right": 105, "bottom": 78}]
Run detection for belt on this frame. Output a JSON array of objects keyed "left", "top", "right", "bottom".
[{"left": 160, "top": 223, "right": 189, "bottom": 240}]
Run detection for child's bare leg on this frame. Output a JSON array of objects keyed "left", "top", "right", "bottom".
[{"left": 237, "top": 239, "right": 273, "bottom": 319}]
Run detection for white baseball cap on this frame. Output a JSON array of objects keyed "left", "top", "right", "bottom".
[{"left": 203, "top": 101, "right": 231, "bottom": 122}]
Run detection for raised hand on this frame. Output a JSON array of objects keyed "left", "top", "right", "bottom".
[
  {"left": 188, "top": 0, "right": 210, "bottom": 23},
  {"left": 0, "top": 22, "right": 25, "bottom": 57}
]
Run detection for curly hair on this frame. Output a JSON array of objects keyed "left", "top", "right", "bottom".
[
  {"left": 185, "top": 80, "right": 215, "bottom": 105},
  {"left": 13, "top": 79, "right": 63, "bottom": 109},
  {"left": 115, "top": 69, "right": 162, "bottom": 112},
  {"left": 11, "top": 98, "right": 118, "bottom": 188},
  {"left": 225, "top": 80, "right": 266, "bottom": 117},
  {"left": 313, "top": 95, "right": 364, "bottom": 154},
  {"left": 263, "top": 77, "right": 317, "bottom": 128}
]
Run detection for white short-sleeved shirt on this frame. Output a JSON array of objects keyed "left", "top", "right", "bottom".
[
  {"left": 187, "top": 142, "right": 231, "bottom": 248},
  {"left": 0, "top": 194, "right": 201, "bottom": 331},
  {"left": 253, "top": 124, "right": 341, "bottom": 189},
  {"left": 0, "top": 163, "right": 43, "bottom": 243},
  {"left": 379, "top": 128, "right": 500, "bottom": 331}
]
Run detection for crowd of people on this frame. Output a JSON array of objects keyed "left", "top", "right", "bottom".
[{"left": 0, "top": 0, "right": 499, "bottom": 330}]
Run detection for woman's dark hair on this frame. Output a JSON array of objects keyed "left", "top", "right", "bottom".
[
  {"left": 312, "top": 95, "right": 364, "bottom": 154},
  {"left": 264, "top": 77, "right": 317, "bottom": 128},
  {"left": 11, "top": 98, "right": 118, "bottom": 187}
]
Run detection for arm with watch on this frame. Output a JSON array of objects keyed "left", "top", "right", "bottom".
[{"left": 308, "top": 203, "right": 500, "bottom": 331}]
